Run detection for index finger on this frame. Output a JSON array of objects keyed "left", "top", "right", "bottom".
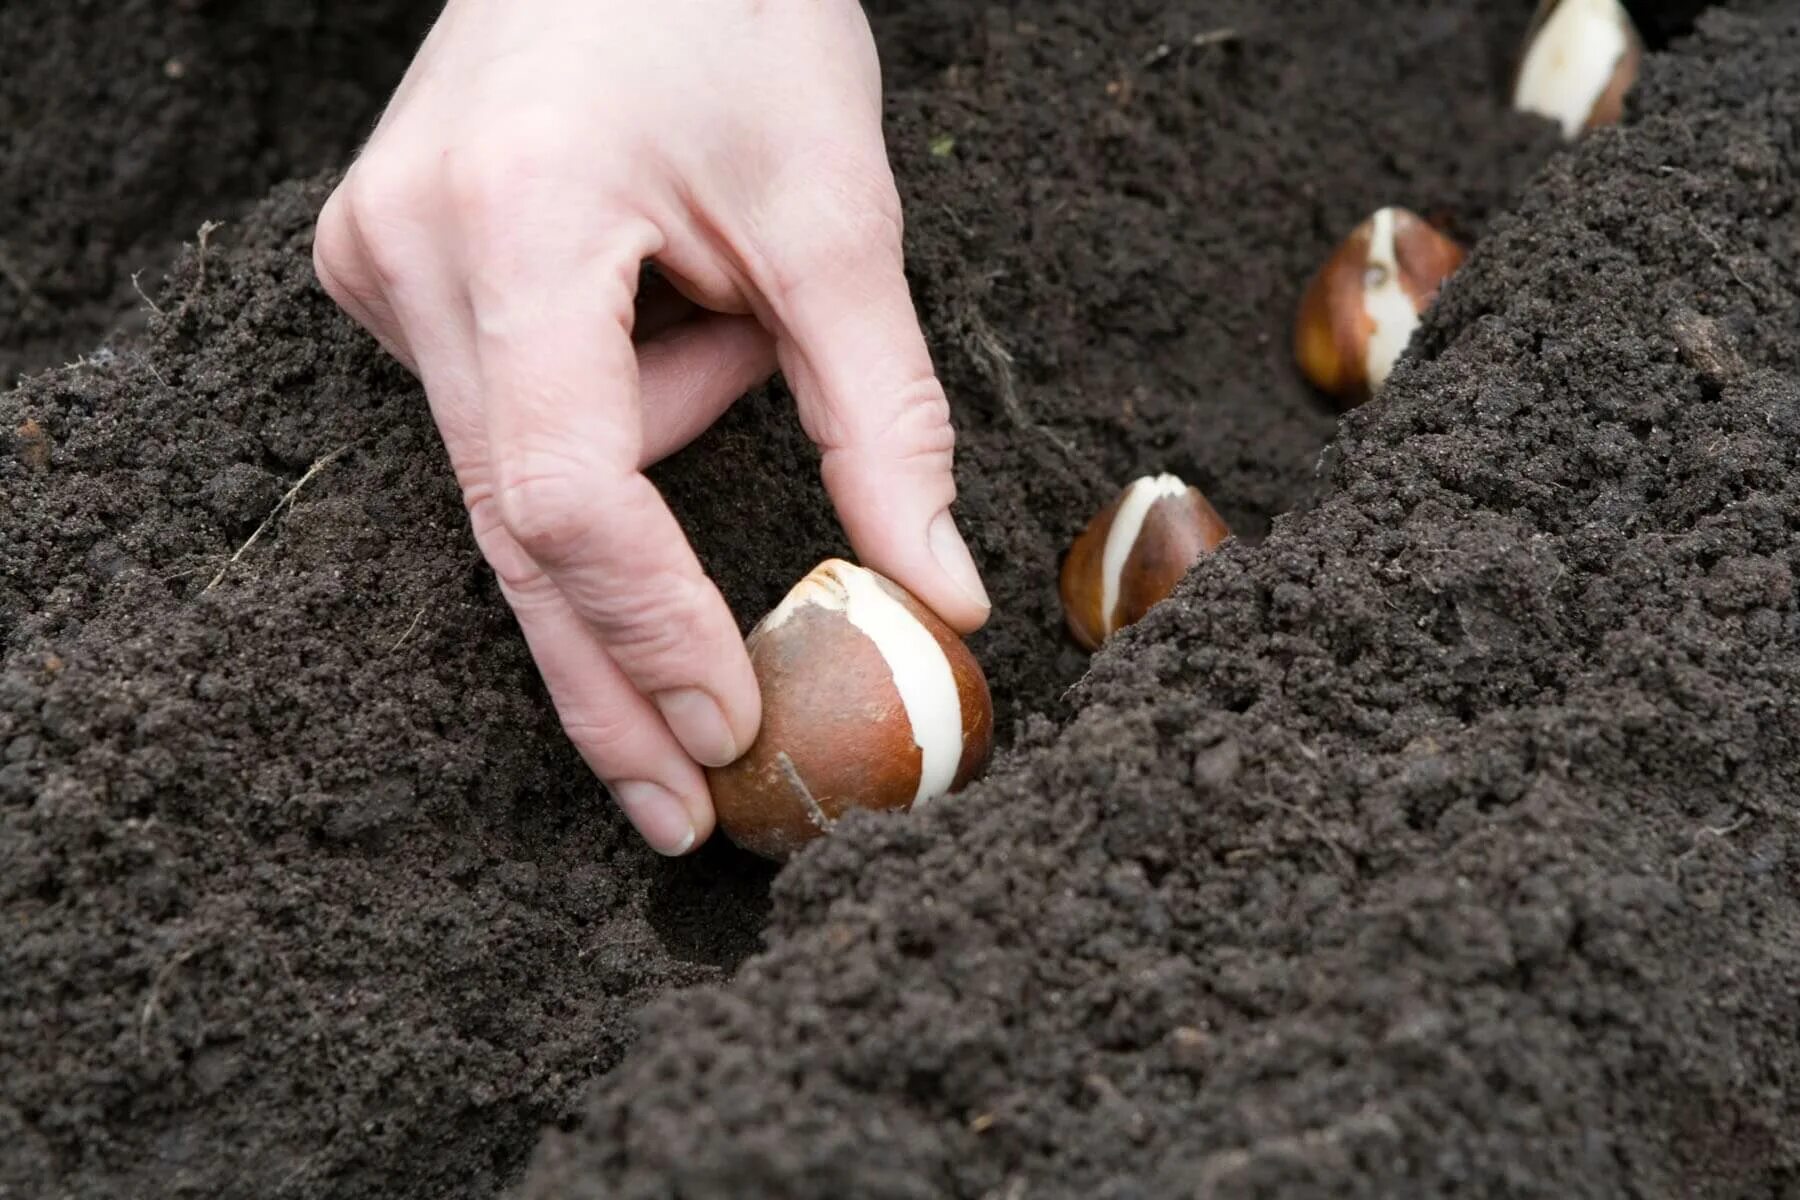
[
  {"left": 464, "top": 205, "right": 763, "bottom": 780},
  {"left": 753, "top": 198, "right": 991, "bottom": 634}
]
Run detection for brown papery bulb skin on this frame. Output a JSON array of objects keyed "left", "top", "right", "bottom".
[
  {"left": 1059, "top": 474, "right": 1231, "bottom": 652},
  {"left": 1293, "top": 206, "right": 1466, "bottom": 408},
  {"left": 706, "top": 559, "right": 993, "bottom": 861}
]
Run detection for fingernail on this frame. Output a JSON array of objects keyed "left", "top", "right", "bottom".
[
  {"left": 928, "top": 509, "right": 991, "bottom": 612},
  {"left": 611, "top": 780, "right": 698, "bottom": 856},
  {"left": 654, "top": 687, "right": 740, "bottom": 768}
]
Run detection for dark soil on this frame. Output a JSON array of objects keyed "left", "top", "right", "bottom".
[
  {"left": 0, "top": 0, "right": 440, "bottom": 387},
  {"left": 3, "top": 1, "right": 1798, "bottom": 1199}
]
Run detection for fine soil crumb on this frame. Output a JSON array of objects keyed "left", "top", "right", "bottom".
[{"left": 2, "top": 1, "right": 1797, "bottom": 1199}]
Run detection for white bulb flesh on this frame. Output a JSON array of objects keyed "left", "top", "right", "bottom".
[
  {"left": 1513, "top": 0, "right": 1633, "bottom": 140},
  {"left": 759, "top": 561, "right": 964, "bottom": 806},
  {"left": 1100, "top": 475, "right": 1191, "bottom": 639},
  {"left": 1359, "top": 207, "right": 1423, "bottom": 394}
]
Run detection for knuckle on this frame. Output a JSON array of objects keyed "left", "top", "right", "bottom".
[
  {"left": 445, "top": 110, "right": 579, "bottom": 223},
  {"left": 766, "top": 176, "right": 904, "bottom": 302},
  {"left": 885, "top": 378, "right": 955, "bottom": 453},
  {"left": 593, "top": 572, "right": 714, "bottom": 666},
  {"left": 311, "top": 194, "right": 359, "bottom": 290},
  {"left": 492, "top": 458, "right": 594, "bottom": 564},
  {"left": 344, "top": 155, "right": 431, "bottom": 230},
  {"left": 312, "top": 214, "right": 386, "bottom": 322},
  {"left": 817, "top": 375, "right": 955, "bottom": 462},
  {"left": 311, "top": 246, "right": 354, "bottom": 313},
  {"left": 463, "top": 487, "right": 552, "bottom": 595},
  {"left": 340, "top": 156, "right": 435, "bottom": 285},
  {"left": 559, "top": 705, "right": 643, "bottom": 756}
]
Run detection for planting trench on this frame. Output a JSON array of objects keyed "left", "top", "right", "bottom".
[{"left": 3, "top": 0, "right": 1799, "bottom": 1197}]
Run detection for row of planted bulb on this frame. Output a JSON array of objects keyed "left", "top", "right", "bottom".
[{"left": 706, "top": 0, "right": 1642, "bottom": 859}]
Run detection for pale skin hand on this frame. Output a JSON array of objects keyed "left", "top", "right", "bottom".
[{"left": 313, "top": 0, "right": 989, "bottom": 855}]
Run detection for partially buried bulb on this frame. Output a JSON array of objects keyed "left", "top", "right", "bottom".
[
  {"left": 1293, "top": 206, "right": 1465, "bottom": 407},
  {"left": 1512, "top": 0, "right": 1643, "bottom": 139},
  {"left": 705, "top": 559, "right": 993, "bottom": 861},
  {"left": 1059, "top": 474, "right": 1231, "bottom": 652}
]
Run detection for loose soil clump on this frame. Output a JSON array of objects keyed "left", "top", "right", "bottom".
[{"left": 2, "top": 1, "right": 1797, "bottom": 1198}]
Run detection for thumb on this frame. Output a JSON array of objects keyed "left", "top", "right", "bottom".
[{"left": 758, "top": 205, "right": 991, "bottom": 634}]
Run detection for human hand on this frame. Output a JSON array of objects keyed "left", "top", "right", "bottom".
[{"left": 312, "top": 0, "right": 990, "bottom": 855}]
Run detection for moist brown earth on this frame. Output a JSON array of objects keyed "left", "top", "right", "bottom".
[{"left": 3, "top": 1, "right": 1798, "bottom": 1198}]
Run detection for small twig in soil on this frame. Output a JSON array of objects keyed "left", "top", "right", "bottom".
[
  {"left": 276, "top": 1154, "right": 320, "bottom": 1194},
  {"left": 136, "top": 351, "right": 169, "bottom": 389},
  {"left": 1253, "top": 791, "right": 1356, "bottom": 877},
  {"left": 576, "top": 917, "right": 658, "bottom": 963},
  {"left": 939, "top": 202, "right": 973, "bottom": 240},
  {"left": 961, "top": 300, "right": 1078, "bottom": 460},
  {"left": 203, "top": 445, "right": 351, "bottom": 592},
  {"left": 131, "top": 270, "right": 166, "bottom": 316},
  {"left": 1653, "top": 174, "right": 1765, "bottom": 300},
  {"left": 138, "top": 944, "right": 203, "bottom": 1058},
  {"left": 174, "top": 220, "right": 226, "bottom": 322},
  {"left": 1691, "top": 222, "right": 1766, "bottom": 301},
  {"left": 269, "top": 943, "right": 327, "bottom": 1040},
  {"left": 1671, "top": 813, "right": 1751, "bottom": 879},
  {"left": 389, "top": 606, "right": 428, "bottom": 652},
  {"left": 1143, "top": 27, "right": 1240, "bottom": 67}
]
